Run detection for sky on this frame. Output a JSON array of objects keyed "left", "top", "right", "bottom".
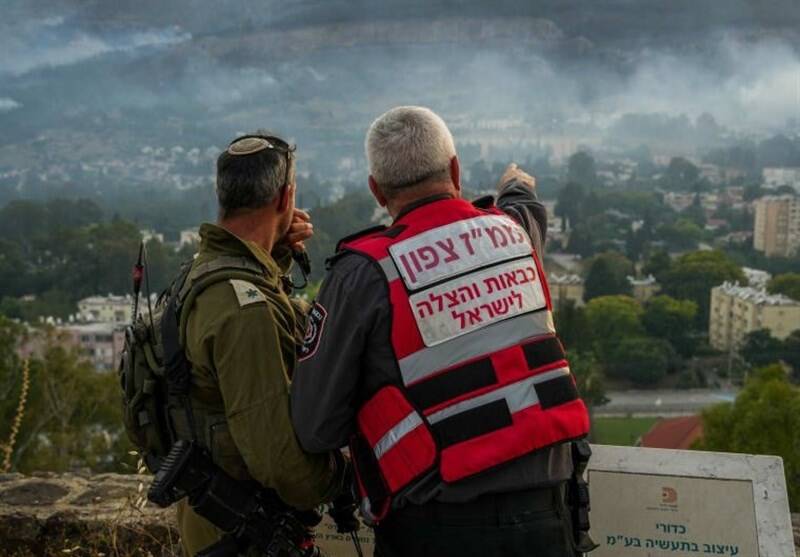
[{"left": 1, "top": 0, "right": 799, "bottom": 159}]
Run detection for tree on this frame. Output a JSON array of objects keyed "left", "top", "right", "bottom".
[
  {"left": 661, "top": 250, "right": 745, "bottom": 327},
  {"left": 699, "top": 365, "right": 800, "bottom": 511},
  {"left": 565, "top": 224, "right": 594, "bottom": 256},
  {"left": 662, "top": 157, "right": 701, "bottom": 191},
  {"left": 767, "top": 273, "right": 800, "bottom": 301},
  {"left": 642, "top": 295, "right": 698, "bottom": 357},
  {"left": 682, "top": 194, "right": 707, "bottom": 227},
  {"left": 568, "top": 351, "right": 608, "bottom": 414},
  {"left": 567, "top": 151, "right": 597, "bottom": 188},
  {"left": 584, "top": 295, "right": 644, "bottom": 361},
  {"left": 583, "top": 252, "right": 634, "bottom": 302},
  {"left": 740, "top": 329, "right": 785, "bottom": 368},
  {"left": 743, "top": 184, "right": 765, "bottom": 202},
  {"left": 0, "top": 324, "right": 129, "bottom": 473},
  {"left": 554, "top": 300, "right": 591, "bottom": 353},
  {"left": 555, "top": 181, "right": 586, "bottom": 231},
  {"left": 607, "top": 337, "right": 671, "bottom": 386},
  {"left": 784, "top": 330, "right": 800, "bottom": 380},
  {"left": 642, "top": 249, "right": 672, "bottom": 283},
  {"left": 658, "top": 218, "right": 704, "bottom": 250}
]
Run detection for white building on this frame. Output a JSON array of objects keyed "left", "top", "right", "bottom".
[
  {"left": 742, "top": 267, "right": 771, "bottom": 290},
  {"left": 753, "top": 195, "right": 800, "bottom": 257},
  {"left": 77, "top": 295, "right": 134, "bottom": 324},
  {"left": 763, "top": 167, "right": 800, "bottom": 192},
  {"left": 58, "top": 322, "right": 126, "bottom": 370},
  {"left": 549, "top": 274, "right": 585, "bottom": 308},
  {"left": 709, "top": 282, "right": 800, "bottom": 351},
  {"left": 180, "top": 228, "right": 201, "bottom": 247},
  {"left": 141, "top": 229, "right": 165, "bottom": 244},
  {"left": 628, "top": 275, "right": 660, "bottom": 302}
]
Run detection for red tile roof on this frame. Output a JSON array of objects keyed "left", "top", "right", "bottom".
[{"left": 640, "top": 416, "right": 704, "bottom": 450}]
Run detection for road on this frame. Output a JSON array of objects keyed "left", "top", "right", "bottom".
[{"left": 595, "top": 389, "right": 739, "bottom": 417}]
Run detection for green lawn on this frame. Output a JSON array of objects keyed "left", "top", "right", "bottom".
[{"left": 592, "top": 417, "right": 660, "bottom": 446}]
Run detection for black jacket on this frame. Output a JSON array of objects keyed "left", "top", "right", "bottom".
[{"left": 291, "top": 181, "right": 572, "bottom": 506}]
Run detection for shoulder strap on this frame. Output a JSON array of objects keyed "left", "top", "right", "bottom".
[
  {"left": 160, "top": 257, "right": 269, "bottom": 444},
  {"left": 335, "top": 224, "right": 387, "bottom": 252},
  {"left": 177, "top": 255, "right": 265, "bottom": 305}
]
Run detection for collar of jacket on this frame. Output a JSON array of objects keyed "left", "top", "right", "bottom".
[
  {"left": 393, "top": 193, "right": 455, "bottom": 223},
  {"left": 198, "top": 223, "right": 282, "bottom": 286}
]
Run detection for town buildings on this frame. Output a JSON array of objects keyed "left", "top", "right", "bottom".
[
  {"left": 753, "top": 195, "right": 800, "bottom": 257},
  {"left": 762, "top": 167, "right": 800, "bottom": 192},
  {"left": 709, "top": 282, "right": 800, "bottom": 351},
  {"left": 179, "top": 227, "right": 201, "bottom": 247},
  {"left": 628, "top": 275, "right": 659, "bottom": 303},
  {"left": 549, "top": 274, "right": 585, "bottom": 308},
  {"left": 547, "top": 274, "right": 660, "bottom": 308},
  {"left": 77, "top": 295, "right": 134, "bottom": 324},
  {"left": 59, "top": 323, "right": 126, "bottom": 371},
  {"left": 639, "top": 416, "right": 704, "bottom": 450}
]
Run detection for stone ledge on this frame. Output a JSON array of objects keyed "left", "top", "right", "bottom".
[
  {"left": 0, "top": 473, "right": 797, "bottom": 556},
  {"left": 0, "top": 473, "right": 178, "bottom": 556}
]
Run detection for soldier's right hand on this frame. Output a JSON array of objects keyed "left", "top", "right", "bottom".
[
  {"left": 497, "top": 163, "right": 536, "bottom": 191},
  {"left": 284, "top": 209, "right": 314, "bottom": 251}
]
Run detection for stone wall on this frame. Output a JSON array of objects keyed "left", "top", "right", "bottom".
[
  {"left": 0, "top": 473, "right": 798, "bottom": 556},
  {"left": 0, "top": 473, "right": 178, "bottom": 556}
]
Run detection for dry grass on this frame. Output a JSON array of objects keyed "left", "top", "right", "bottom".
[{"left": 1, "top": 358, "right": 30, "bottom": 473}]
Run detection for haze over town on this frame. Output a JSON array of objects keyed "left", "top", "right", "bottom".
[{"left": 0, "top": 3, "right": 799, "bottom": 532}]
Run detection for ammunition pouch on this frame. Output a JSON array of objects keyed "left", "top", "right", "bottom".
[
  {"left": 149, "top": 440, "right": 322, "bottom": 557},
  {"left": 568, "top": 440, "right": 598, "bottom": 555}
]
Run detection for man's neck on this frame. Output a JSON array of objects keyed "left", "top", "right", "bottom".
[
  {"left": 218, "top": 211, "right": 276, "bottom": 253},
  {"left": 386, "top": 181, "right": 457, "bottom": 218}
]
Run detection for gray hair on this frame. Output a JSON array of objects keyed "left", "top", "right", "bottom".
[
  {"left": 365, "top": 106, "right": 456, "bottom": 196},
  {"left": 215, "top": 139, "right": 294, "bottom": 218}
]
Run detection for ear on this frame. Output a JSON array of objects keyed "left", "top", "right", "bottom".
[
  {"left": 450, "top": 156, "right": 461, "bottom": 193},
  {"left": 276, "top": 184, "right": 291, "bottom": 213},
  {"left": 369, "top": 176, "right": 388, "bottom": 207}
]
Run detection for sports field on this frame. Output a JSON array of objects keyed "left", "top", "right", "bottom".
[{"left": 591, "top": 417, "right": 660, "bottom": 446}]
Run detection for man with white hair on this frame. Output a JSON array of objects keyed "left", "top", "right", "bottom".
[{"left": 291, "top": 107, "right": 593, "bottom": 556}]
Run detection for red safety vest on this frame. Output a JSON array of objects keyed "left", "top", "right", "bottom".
[{"left": 341, "top": 197, "right": 589, "bottom": 522}]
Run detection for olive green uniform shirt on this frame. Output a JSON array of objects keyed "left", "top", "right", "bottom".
[{"left": 176, "top": 223, "right": 339, "bottom": 557}]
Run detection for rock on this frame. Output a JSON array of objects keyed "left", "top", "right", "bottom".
[
  {"left": 793, "top": 514, "right": 799, "bottom": 555},
  {"left": 0, "top": 481, "right": 69, "bottom": 506},
  {"left": 0, "top": 473, "right": 178, "bottom": 556}
]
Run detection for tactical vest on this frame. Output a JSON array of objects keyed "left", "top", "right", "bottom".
[
  {"left": 120, "top": 255, "right": 268, "bottom": 477},
  {"left": 341, "top": 197, "right": 590, "bottom": 522}
]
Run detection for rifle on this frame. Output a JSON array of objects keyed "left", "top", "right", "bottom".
[{"left": 148, "top": 440, "right": 322, "bottom": 557}]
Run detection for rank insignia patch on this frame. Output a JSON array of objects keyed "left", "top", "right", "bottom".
[
  {"left": 230, "top": 279, "right": 267, "bottom": 307},
  {"left": 299, "top": 302, "right": 327, "bottom": 361}
]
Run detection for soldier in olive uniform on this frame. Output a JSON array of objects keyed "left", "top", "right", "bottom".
[{"left": 175, "top": 135, "right": 345, "bottom": 556}]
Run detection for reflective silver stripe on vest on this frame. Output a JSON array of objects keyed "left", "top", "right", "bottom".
[
  {"left": 377, "top": 256, "right": 400, "bottom": 283},
  {"left": 399, "top": 311, "right": 555, "bottom": 386},
  {"left": 373, "top": 411, "right": 424, "bottom": 460},
  {"left": 426, "top": 366, "right": 570, "bottom": 425}
]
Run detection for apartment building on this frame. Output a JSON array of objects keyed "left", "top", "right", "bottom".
[
  {"left": 762, "top": 167, "right": 800, "bottom": 192},
  {"left": 549, "top": 274, "right": 585, "bottom": 308},
  {"left": 77, "top": 295, "right": 134, "bottom": 324},
  {"left": 628, "top": 275, "right": 660, "bottom": 302},
  {"left": 58, "top": 322, "right": 126, "bottom": 370},
  {"left": 709, "top": 282, "right": 800, "bottom": 351},
  {"left": 548, "top": 274, "right": 660, "bottom": 308},
  {"left": 753, "top": 195, "right": 800, "bottom": 257}
]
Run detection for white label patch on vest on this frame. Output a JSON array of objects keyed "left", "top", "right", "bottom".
[
  {"left": 388, "top": 214, "right": 531, "bottom": 290},
  {"left": 229, "top": 279, "right": 267, "bottom": 307},
  {"left": 408, "top": 257, "right": 547, "bottom": 347},
  {"left": 298, "top": 302, "right": 327, "bottom": 361}
]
